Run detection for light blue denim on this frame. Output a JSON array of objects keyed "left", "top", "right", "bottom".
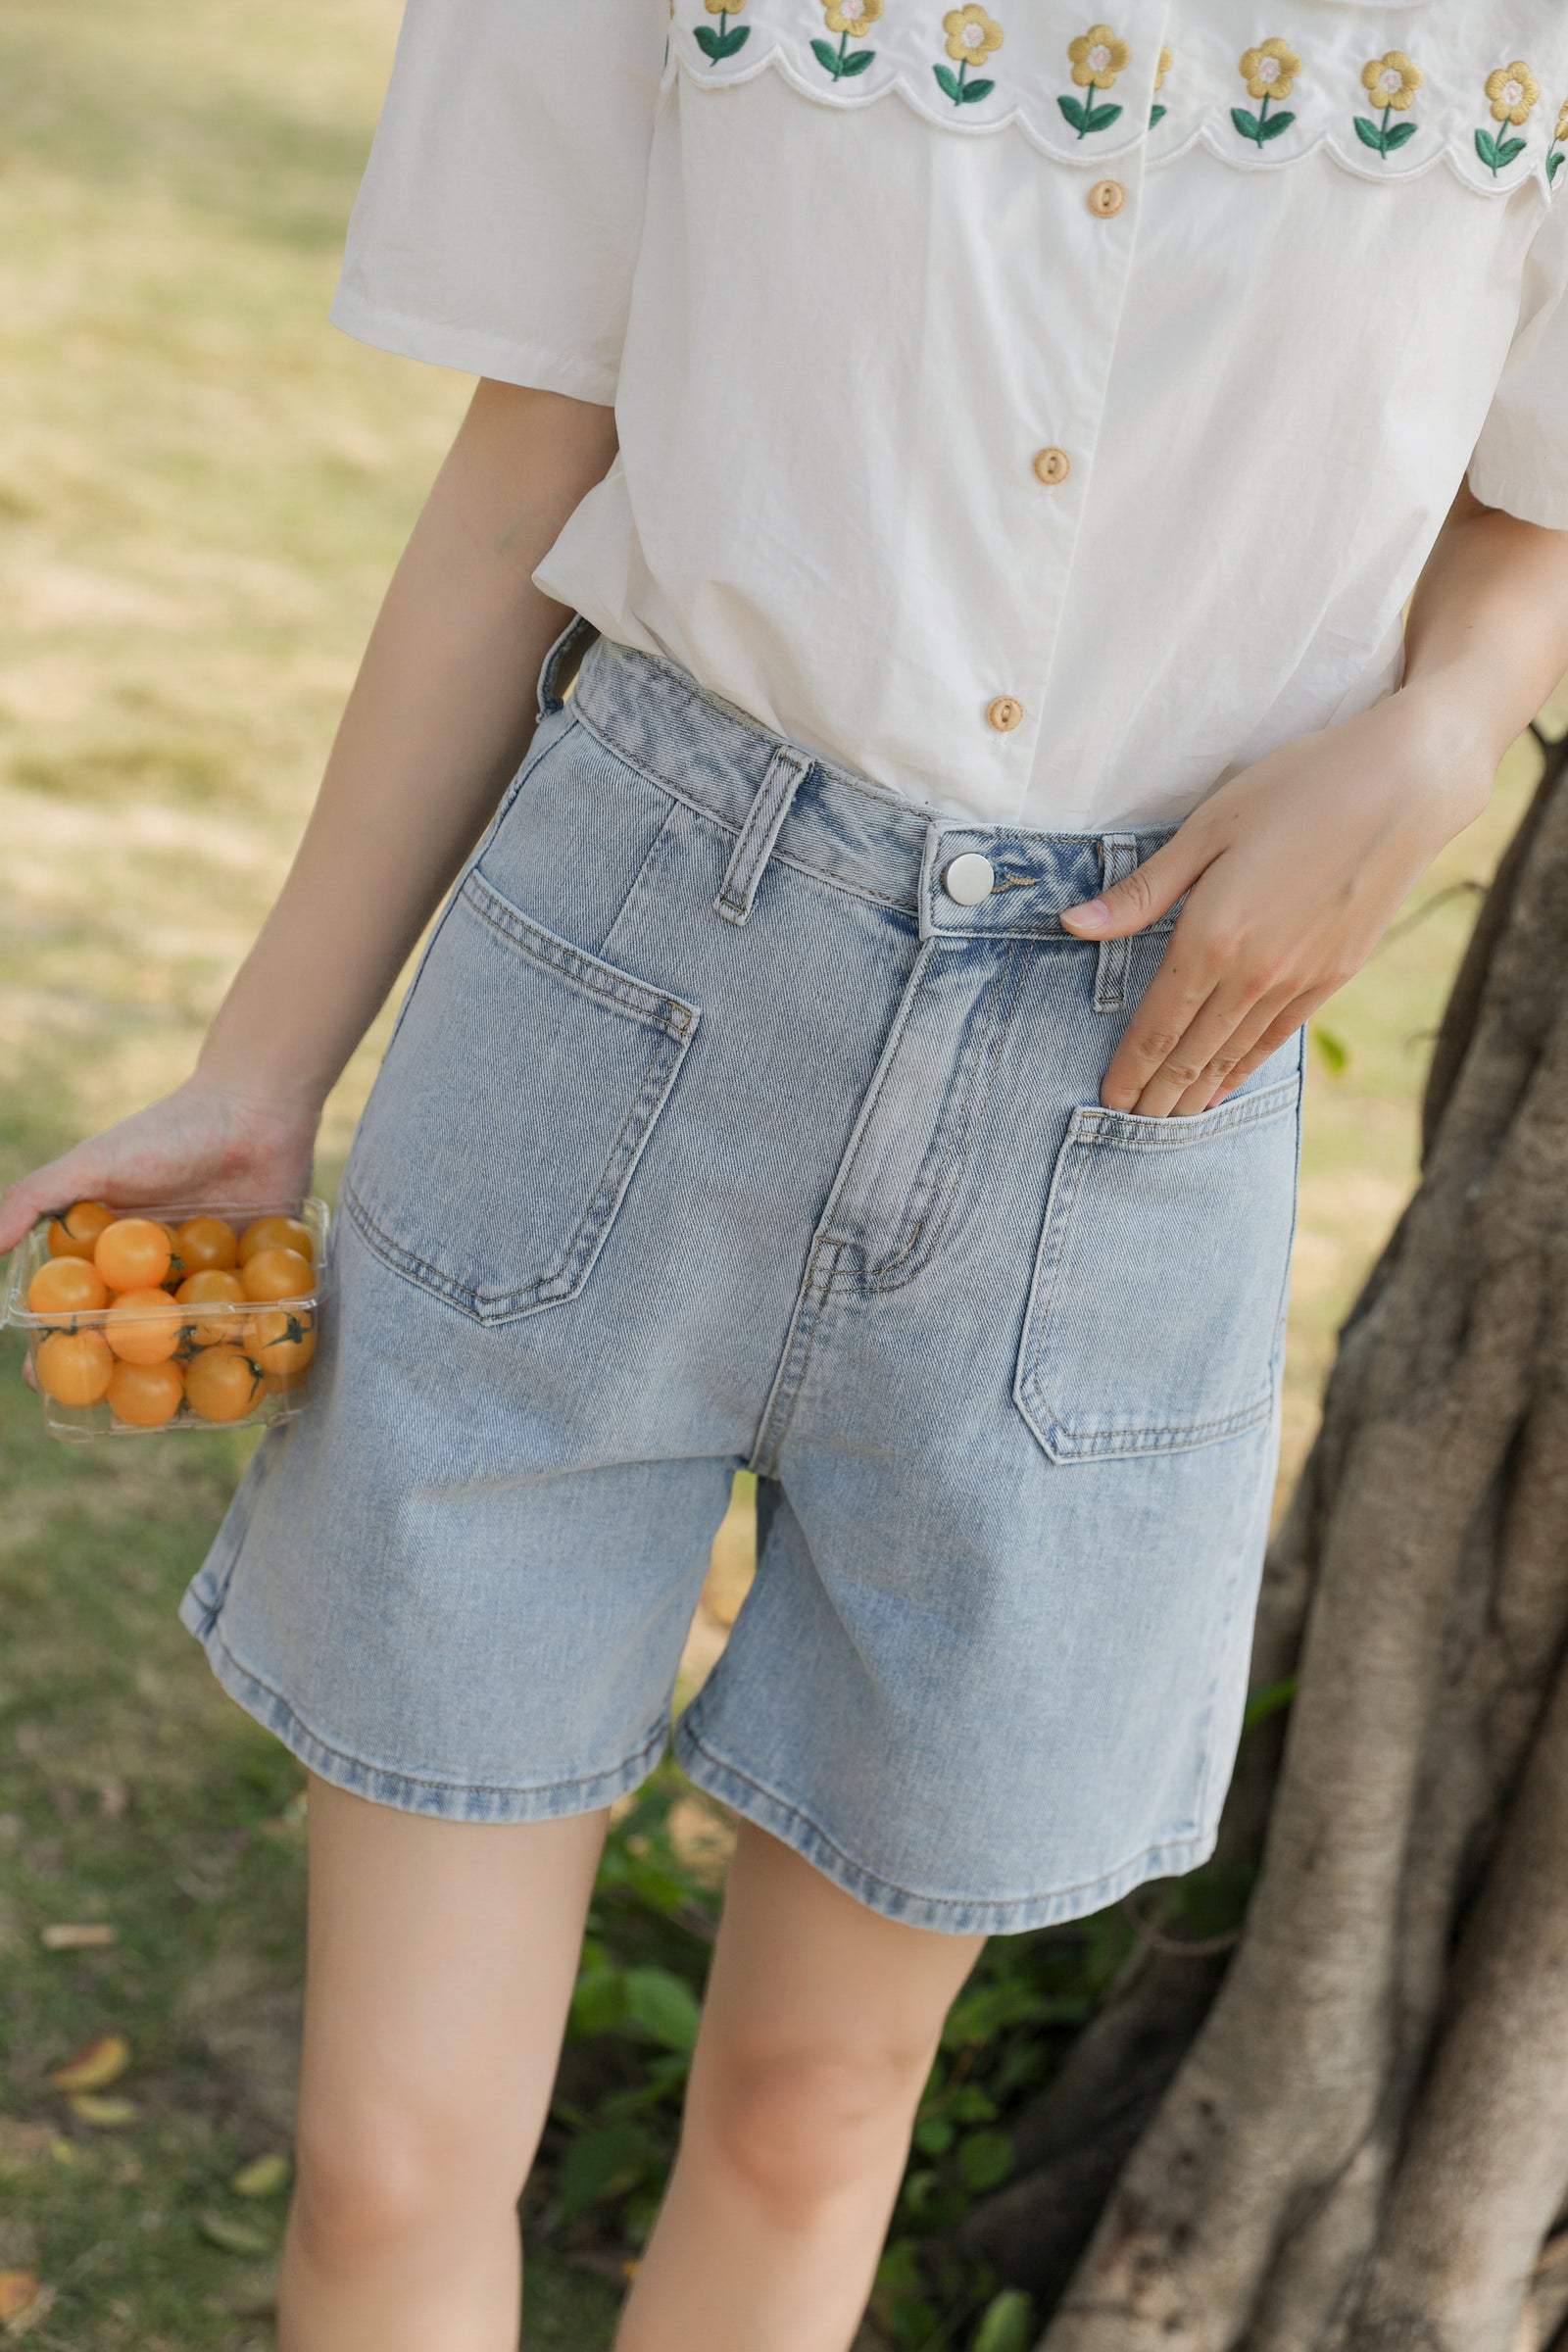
[{"left": 181, "top": 619, "right": 1306, "bottom": 1935}]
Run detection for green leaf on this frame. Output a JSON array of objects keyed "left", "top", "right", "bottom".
[
  {"left": 1475, "top": 126, "right": 1501, "bottom": 170},
  {"left": 1385, "top": 120, "right": 1418, "bottom": 150},
  {"left": 1495, "top": 135, "right": 1527, "bottom": 166},
  {"left": 1352, "top": 115, "right": 1387, "bottom": 152},
  {"left": 198, "top": 2212, "right": 273, "bottom": 2257},
  {"left": 1244, "top": 1672, "right": 1298, "bottom": 1731},
  {"left": 1310, "top": 1024, "right": 1349, "bottom": 1075},
  {"left": 230, "top": 2152, "right": 291, "bottom": 2199},
  {"left": 950, "top": 2083, "right": 999, "bottom": 2123},
  {"left": 1056, "top": 92, "right": 1088, "bottom": 131},
  {"left": 1083, "top": 99, "right": 1123, "bottom": 133},
  {"left": 1149, "top": 102, "right": 1167, "bottom": 126},
  {"left": 971, "top": 2289, "right": 1037, "bottom": 2352},
  {"left": 810, "top": 34, "right": 842, "bottom": 74},
  {"left": 693, "top": 24, "right": 719, "bottom": 59},
  {"left": 1231, "top": 105, "right": 1261, "bottom": 142},
  {"left": 956, "top": 2128, "right": 1014, "bottom": 2192},
  {"left": 960, "top": 75, "right": 995, "bottom": 103},
  {"left": 934, "top": 63, "right": 961, "bottom": 102},
  {"left": 913, "top": 2114, "right": 956, "bottom": 2155},
  {"left": 840, "top": 46, "right": 874, "bottom": 75},
  {"left": 621, "top": 1964, "right": 702, "bottom": 2054},
  {"left": 1258, "top": 108, "right": 1295, "bottom": 141},
  {"left": 567, "top": 1967, "right": 626, "bottom": 2037},
  {"left": 557, "top": 2122, "right": 661, "bottom": 2224},
  {"left": 1550, "top": 148, "right": 1564, "bottom": 180}
]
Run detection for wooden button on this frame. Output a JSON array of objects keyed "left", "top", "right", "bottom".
[
  {"left": 986, "top": 696, "right": 1024, "bottom": 734},
  {"left": 1033, "top": 446, "right": 1071, "bottom": 486},
  {"left": 1088, "top": 178, "right": 1126, "bottom": 218}
]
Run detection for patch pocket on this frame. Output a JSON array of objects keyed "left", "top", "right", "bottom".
[
  {"left": 343, "top": 869, "right": 700, "bottom": 1324},
  {"left": 1014, "top": 1068, "right": 1302, "bottom": 1463}
]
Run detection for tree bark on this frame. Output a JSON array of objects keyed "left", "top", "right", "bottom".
[{"left": 964, "top": 728, "right": 1568, "bottom": 2352}]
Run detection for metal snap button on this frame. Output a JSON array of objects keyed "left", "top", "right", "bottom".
[
  {"left": 1033, "top": 447, "right": 1071, "bottom": 486},
  {"left": 986, "top": 695, "right": 1024, "bottom": 733},
  {"left": 1088, "top": 178, "right": 1127, "bottom": 218},
  {"left": 944, "top": 853, "right": 996, "bottom": 907}
]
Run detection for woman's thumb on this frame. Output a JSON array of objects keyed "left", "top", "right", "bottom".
[{"left": 1059, "top": 835, "right": 1204, "bottom": 939}]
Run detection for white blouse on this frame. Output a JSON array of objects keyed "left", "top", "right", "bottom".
[{"left": 332, "top": 0, "right": 1568, "bottom": 830}]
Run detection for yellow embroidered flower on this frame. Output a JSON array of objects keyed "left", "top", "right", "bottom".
[
  {"left": 1486, "top": 60, "right": 1540, "bottom": 125},
  {"left": 1557, "top": 98, "right": 1568, "bottom": 143},
  {"left": 704, "top": 0, "right": 743, "bottom": 12},
  {"left": 944, "top": 5, "right": 1004, "bottom": 66},
  {"left": 823, "top": 0, "right": 881, "bottom": 27},
  {"left": 1067, "top": 24, "right": 1130, "bottom": 91},
  {"left": 1360, "top": 51, "right": 1421, "bottom": 111},
  {"left": 1239, "top": 38, "right": 1299, "bottom": 104},
  {"left": 1154, "top": 44, "right": 1172, "bottom": 94}
]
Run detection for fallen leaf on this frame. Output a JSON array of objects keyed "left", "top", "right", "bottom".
[
  {"left": 198, "top": 2213, "right": 273, "bottom": 2257},
  {"left": 48, "top": 2032, "right": 131, "bottom": 2092},
  {"left": 230, "top": 2152, "right": 291, "bottom": 2199},
  {"left": 0, "top": 2275, "right": 40, "bottom": 2324},
  {"left": 38, "top": 1924, "right": 116, "bottom": 1951},
  {"left": 66, "top": 2094, "right": 137, "bottom": 2130},
  {"left": 1, "top": 2281, "right": 55, "bottom": 2338}
]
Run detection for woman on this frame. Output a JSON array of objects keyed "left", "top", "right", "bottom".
[{"left": 6, "top": 2, "right": 1568, "bottom": 2345}]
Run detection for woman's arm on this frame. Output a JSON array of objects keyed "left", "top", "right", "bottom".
[
  {"left": 1060, "top": 488, "right": 1568, "bottom": 1116},
  {"left": 0, "top": 379, "right": 616, "bottom": 1252}
]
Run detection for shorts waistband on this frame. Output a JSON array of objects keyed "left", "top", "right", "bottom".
[{"left": 541, "top": 619, "right": 1179, "bottom": 946}]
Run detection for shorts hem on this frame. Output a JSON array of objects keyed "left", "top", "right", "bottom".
[
  {"left": 672, "top": 1714, "right": 1217, "bottom": 1936},
  {"left": 177, "top": 1583, "right": 670, "bottom": 1824}
]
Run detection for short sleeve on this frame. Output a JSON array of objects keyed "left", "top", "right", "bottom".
[
  {"left": 1468, "top": 192, "right": 1568, "bottom": 532},
  {"left": 329, "top": 0, "right": 667, "bottom": 408}
]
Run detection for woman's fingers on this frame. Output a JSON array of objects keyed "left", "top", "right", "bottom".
[
  {"left": 1200, "top": 987, "right": 1331, "bottom": 1110},
  {"left": 1060, "top": 824, "right": 1215, "bottom": 943}
]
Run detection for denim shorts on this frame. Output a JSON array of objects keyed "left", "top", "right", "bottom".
[{"left": 180, "top": 620, "right": 1305, "bottom": 1936}]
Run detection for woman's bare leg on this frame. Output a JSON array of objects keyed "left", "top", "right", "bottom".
[
  {"left": 616, "top": 1821, "right": 986, "bottom": 2352},
  {"left": 279, "top": 1774, "right": 609, "bottom": 2352}
]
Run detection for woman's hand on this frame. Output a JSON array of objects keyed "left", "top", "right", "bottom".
[
  {"left": 1059, "top": 679, "right": 1494, "bottom": 1117},
  {"left": 0, "top": 1078, "right": 318, "bottom": 1258}
]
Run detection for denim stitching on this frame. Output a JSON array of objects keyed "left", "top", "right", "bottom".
[{"left": 463, "top": 871, "right": 697, "bottom": 1037}]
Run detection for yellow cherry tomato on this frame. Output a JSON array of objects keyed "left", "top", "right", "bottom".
[
  {"left": 94, "top": 1218, "right": 172, "bottom": 1294},
  {"left": 175, "top": 1269, "right": 246, "bottom": 1347},
  {"left": 105, "top": 1288, "right": 181, "bottom": 1365},
  {"left": 184, "top": 1345, "right": 265, "bottom": 1424},
  {"left": 27, "top": 1256, "right": 110, "bottom": 1317},
  {"left": 239, "top": 1216, "right": 314, "bottom": 1267},
  {"left": 262, "top": 1364, "right": 312, "bottom": 1396},
  {"left": 175, "top": 1215, "right": 239, "bottom": 1275},
  {"left": 35, "top": 1329, "right": 115, "bottom": 1406},
  {"left": 107, "top": 1358, "right": 185, "bottom": 1428},
  {"left": 243, "top": 1307, "right": 316, "bottom": 1378},
  {"left": 47, "top": 1200, "right": 116, "bottom": 1262},
  {"left": 240, "top": 1247, "right": 314, "bottom": 1304}
]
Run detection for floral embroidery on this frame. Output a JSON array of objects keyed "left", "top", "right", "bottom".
[
  {"left": 695, "top": 0, "right": 749, "bottom": 67},
  {"left": 1150, "top": 43, "right": 1171, "bottom": 130},
  {"left": 1476, "top": 59, "right": 1539, "bottom": 174},
  {"left": 1233, "top": 38, "right": 1299, "bottom": 147},
  {"left": 1550, "top": 98, "right": 1568, "bottom": 184},
  {"left": 1354, "top": 51, "right": 1421, "bottom": 158},
  {"left": 1058, "top": 24, "right": 1129, "bottom": 139},
  {"left": 812, "top": 0, "right": 881, "bottom": 79},
  {"left": 934, "top": 6, "right": 1003, "bottom": 108}
]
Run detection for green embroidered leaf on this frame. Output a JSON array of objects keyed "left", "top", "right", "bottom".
[
  {"left": 1352, "top": 114, "right": 1387, "bottom": 152},
  {"left": 1495, "top": 135, "right": 1527, "bottom": 167},
  {"left": 1083, "top": 100, "right": 1123, "bottom": 133},
  {"left": 960, "top": 75, "right": 995, "bottom": 103},
  {"left": 1056, "top": 92, "right": 1089, "bottom": 131},
  {"left": 934, "top": 62, "right": 961, "bottom": 102},
  {"left": 1384, "top": 120, "right": 1418, "bottom": 150},
  {"left": 810, "top": 34, "right": 842, "bottom": 74},
  {"left": 713, "top": 23, "right": 751, "bottom": 57},
  {"left": 693, "top": 24, "right": 720, "bottom": 60},
  {"left": 1475, "top": 126, "right": 1501, "bottom": 170},
  {"left": 840, "top": 45, "right": 875, "bottom": 75},
  {"left": 1231, "top": 105, "right": 1261, "bottom": 142},
  {"left": 1149, "top": 102, "right": 1166, "bottom": 126},
  {"left": 1258, "top": 108, "right": 1295, "bottom": 141},
  {"left": 1551, "top": 149, "right": 1565, "bottom": 181}
]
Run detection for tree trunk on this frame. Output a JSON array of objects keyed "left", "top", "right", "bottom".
[{"left": 961, "top": 726, "right": 1568, "bottom": 2352}]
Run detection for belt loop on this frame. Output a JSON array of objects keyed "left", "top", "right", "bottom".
[
  {"left": 1094, "top": 834, "right": 1141, "bottom": 1012},
  {"left": 535, "top": 612, "right": 599, "bottom": 726},
  {"left": 714, "top": 744, "right": 814, "bottom": 926}
]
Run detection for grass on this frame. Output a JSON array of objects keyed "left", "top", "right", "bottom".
[{"left": 0, "top": 0, "right": 1562, "bottom": 2343}]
